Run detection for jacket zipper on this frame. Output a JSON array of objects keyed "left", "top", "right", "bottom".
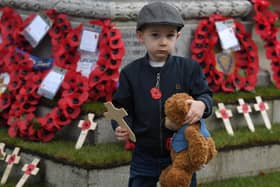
[{"left": 156, "top": 72, "right": 163, "bottom": 155}]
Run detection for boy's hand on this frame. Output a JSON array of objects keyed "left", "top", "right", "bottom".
[
  {"left": 115, "top": 126, "right": 129, "bottom": 141},
  {"left": 184, "top": 99, "right": 205, "bottom": 124}
]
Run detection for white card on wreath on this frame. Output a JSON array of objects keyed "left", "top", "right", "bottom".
[
  {"left": 215, "top": 20, "right": 240, "bottom": 51},
  {"left": 79, "top": 25, "right": 102, "bottom": 53},
  {"left": 23, "top": 14, "right": 52, "bottom": 48},
  {"left": 76, "top": 52, "right": 99, "bottom": 77},
  {"left": 37, "top": 67, "right": 66, "bottom": 99},
  {"left": 79, "top": 29, "right": 100, "bottom": 53}
]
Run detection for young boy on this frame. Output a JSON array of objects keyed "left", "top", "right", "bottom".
[{"left": 112, "top": 2, "right": 213, "bottom": 187}]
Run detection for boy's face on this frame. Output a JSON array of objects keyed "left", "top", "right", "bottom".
[{"left": 137, "top": 25, "right": 180, "bottom": 62}]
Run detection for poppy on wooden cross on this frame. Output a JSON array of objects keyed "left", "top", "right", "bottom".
[
  {"left": 75, "top": 113, "right": 97, "bottom": 150},
  {"left": 253, "top": 96, "right": 271, "bottom": 130},
  {"left": 215, "top": 103, "right": 234, "bottom": 136},
  {"left": 1, "top": 147, "right": 21, "bottom": 184},
  {"left": 16, "top": 158, "right": 40, "bottom": 187},
  {"left": 236, "top": 98, "right": 255, "bottom": 132}
]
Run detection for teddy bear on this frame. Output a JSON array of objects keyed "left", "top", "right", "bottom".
[{"left": 159, "top": 93, "right": 217, "bottom": 187}]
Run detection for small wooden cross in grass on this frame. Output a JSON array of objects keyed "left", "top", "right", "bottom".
[
  {"left": 75, "top": 113, "right": 97, "bottom": 150},
  {"left": 1, "top": 147, "right": 21, "bottom": 184},
  {"left": 215, "top": 103, "right": 234, "bottom": 136},
  {"left": 16, "top": 158, "right": 40, "bottom": 187}
]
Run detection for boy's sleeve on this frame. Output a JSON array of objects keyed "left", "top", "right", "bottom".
[
  {"left": 189, "top": 62, "right": 213, "bottom": 118},
  {"left": 111, "top": 70, "right": 134, "bottom": 129}
]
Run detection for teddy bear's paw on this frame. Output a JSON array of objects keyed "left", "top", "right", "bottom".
[
  {"left": 205, "top": 138, "right": 218, "bottom": 163},
  {"left": 159, "top": 167, "right": 192, "bottom": 187}
]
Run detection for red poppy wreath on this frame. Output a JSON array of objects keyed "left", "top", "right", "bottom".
[
  {"left": 191, "top": 14, "right": 259, "bottom": 92},
  {"left": 251, "top": 0, "right": 280, "bottom": 88},
  {"left": 0, "top": 8, "right": 125, "bottom": 141}
]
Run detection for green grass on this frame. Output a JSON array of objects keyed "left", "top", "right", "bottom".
[
  {"left": 0, "top": 124, "right": 279, "bottom": 167},
  {"left": 211, "top": 124, "right": 280, "bottom": 149},
  {"left": 213, "top": 85, "right": 280, "bottom": 104},
  {"left": 0, "top": 127, "right": 131, "bottom": 168},
  {"left": 199, "top": 171, "right": 280, "bottom": 187}
]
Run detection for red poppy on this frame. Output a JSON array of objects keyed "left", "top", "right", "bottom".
[
  {"left": 233, "top": 72, "right": 246, "bottom": 91},
  {"left": 24, "top": 164, "right": 36, "bottom": 175},
  {"left": 190, "top": 39, "right": 207, "bottom": 54},
  {"left": 17, "top": 118, "right": 29, "bottom": 135},
  {"left": 38, "top": 113, "right": 60, "bottom": 132},
  {"left": 243, "top": 75, "right": 257, "bottom": 91},
  {"left": 59, "top": 51, "right": 80, "bottom": 70},
  {"left": 150, "top": 87, "right": 162, "bottom": 100},
  {"left": 37, "top": 129, "right": 55, "bottom": 142},
  {"left": 109, "top": 29, "right": 125, "bottom": 49},
  {"left": 212, "top": 70, "right": 224, "bottom": 85},
  {"left": 110, "top": 47, "right": 125, "bottom": 60},
  {"left": 58, "top": 99, "right": 81, "bottom": 120},
  {"left": 0, "top": 93, "right": 11, "bottom": 110},
  {"left": 255, "top": 16, "right": 271, "bottom": 36},
  {"left": 124, "top": 140, "right": 135, "bottom": 151},
  {"left": 7, "top": 154, "right": 16, "bottom": 164},
  {"left": 81, "top": 120, "right": 91, "bottom": 130},
  {"left": 220, "top": 109, "right": 229, "bottom": 119},
  {"left": 9, "top": 101, "right": 23, "bottom": 117},
  {"left": 65, "top": 92, "right": 88, "bottom": 108},
  {"left": 66, "top": 24, "right": 82, "bottom": 47},
  {"left": 89, "top": 69, "right": 104, "bottom": 87},
  {"left": 27, "top": 125, "right": 38, "bottom": 140},
  {"left": 107, "top": 59, "right": 121, "bottom": 70},
  {"left": 49, "top": 24, "right": 63, "bottom": 39},
  {"left": 241, "top": 104, "right": 249, "bottom": 113},
  {"left": 221, "top": 75, "right": 235, "bottom": 92},
  {"left": 8, "top": 124, "right": 18, "bottom": 137}
]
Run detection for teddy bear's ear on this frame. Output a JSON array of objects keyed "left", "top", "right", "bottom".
[{"left": 175, "top": 98, "right": 189, "bottom": 115}]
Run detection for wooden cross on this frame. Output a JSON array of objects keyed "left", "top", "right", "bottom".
[
  {"left": 253, "top": 96, "right": 272, "bottom": 130},
  {"left": 1, "top": 147, "right": 21, "bottom": 184},
  {"left": 237, "top": 98, "right": 255, "bottom": 132},
  {"left": 215, "top": 103, "right": 234, "bottom": 136},
  {"left": 0, "top": 143, "right": 6, "bottom": 160},
  {"left": 75, "top": 113, "right": 97, "bottom": 150},
  {"left": 16, "top": 158, "right": 40, "bottom": 187},
  {"left": 103, "top": 102, "right": 136, "bottom": 142}
]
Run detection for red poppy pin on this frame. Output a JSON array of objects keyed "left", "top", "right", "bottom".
[{"left": 150, "top": 87, "right": 162, "bottom": 100}]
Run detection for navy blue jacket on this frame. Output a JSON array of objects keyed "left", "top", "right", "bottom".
[{"left": 112, "top": 54, "right": 213, "bottom": 157}]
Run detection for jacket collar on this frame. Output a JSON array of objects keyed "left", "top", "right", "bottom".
[{"left": 143, "top": 53, "right": 172, "bottom": 72}]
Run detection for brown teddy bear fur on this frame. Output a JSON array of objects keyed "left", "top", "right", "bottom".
[{"left": 159, "top": 93, "right": 217, "bottom": 187}]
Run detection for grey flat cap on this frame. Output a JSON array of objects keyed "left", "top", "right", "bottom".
[{"left": 136, "top": 2, "right": 184, "bottom": 31}]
